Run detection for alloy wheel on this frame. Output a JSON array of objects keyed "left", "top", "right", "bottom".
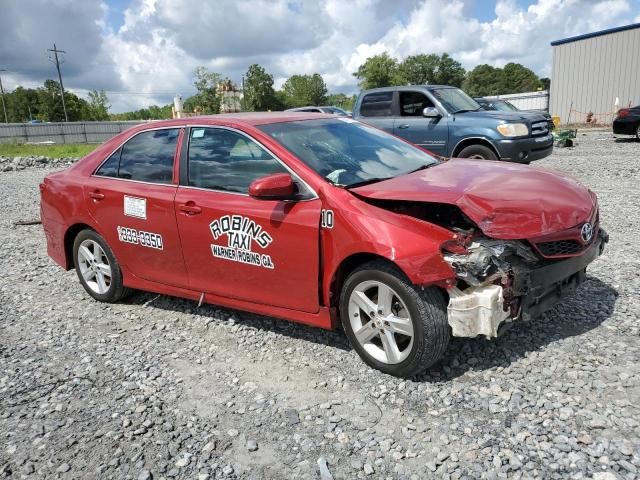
[
  {"left": 347, "top": 280, "right": 414, "bottom": 364},
  {"left": 77, "top": 239, "right": 112, "bottom": 295}
]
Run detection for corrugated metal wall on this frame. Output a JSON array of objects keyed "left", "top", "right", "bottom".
[
  {"left": 0, "top": 121, "right": 145, "bottom": 144},
  {"left": 550, "top": 26, "right": 640, "bottom": 125}
]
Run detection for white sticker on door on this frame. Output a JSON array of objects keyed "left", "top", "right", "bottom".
[
  {"left": 124, "top": 195, "right": 147, "bottom": 219},
  {"left": 209, "top": 214, "right": 275, "bottom": 269}
]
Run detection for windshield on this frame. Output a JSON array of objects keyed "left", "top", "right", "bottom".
[
  {"left": 493, "top": 101, "right": 519, "bottom": 112},
  {"left": 257, "top": 118, "right": 438, "bottom": 187},
  {"left": 430, "top": 88, "right": 480, "bottom": 113}
]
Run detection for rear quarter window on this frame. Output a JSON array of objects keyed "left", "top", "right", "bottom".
[{"left": 360, "top": 92, "right": 393, "bottom": 117}]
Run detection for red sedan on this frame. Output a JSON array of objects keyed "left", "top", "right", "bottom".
[{"left": 40, "top": 113, "right": 607, "bottom": 377}]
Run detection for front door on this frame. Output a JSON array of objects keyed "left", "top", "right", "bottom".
[
  {"left": 394, "top": 90, "right": 449, "bottom": 156},
  {"left": 85, "top": 128, "right": 188, "bottom": 287},
  {"left": 174, "top": 126, "right": 321, "bottom": 313}
]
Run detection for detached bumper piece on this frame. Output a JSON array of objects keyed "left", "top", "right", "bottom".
[{"left": 445, "top": 228, "right": 608, "bottom": 338}]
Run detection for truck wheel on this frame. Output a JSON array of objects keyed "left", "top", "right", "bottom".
[
  {"left": 458, "top": 144, "right": 498, "bottom": 160},
  {"left": 339, "top": 260, "right": 450, "bottom": 378},
  {"left": 73, "top": 229, "right": 131, "bottom": 303}
]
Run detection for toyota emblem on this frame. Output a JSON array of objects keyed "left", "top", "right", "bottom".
[{"left": 580, "top": 222, "right": 594, "bottom": 243}]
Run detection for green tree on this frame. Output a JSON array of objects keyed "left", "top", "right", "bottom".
[
  {"left": 243, "top": 64, "right": 278, "bottom": 111},
  {"left": 502, "top": 63, "right": 542, "bottom": 93},
  {"left": 35, "top": 79, "right": 89, "bottom": 122},
  {"left": 395, "top": 53, "right": 465, "bottom": 87},
  {"left": 462, "top": 64, "right": 506, "bottom": 96},
  {"left": 435, "top": 53, "right": 466, "bottom": 87},
  {"left": 109, "top": 104, "right": 172, "bottom": 120},
  {"left": 353, "top": 53, "right": 398, "bottom": 89},
  {"left": 395, "top": 54, "right": 439, "bottom": 85},
  {"left": 86, "top": 89, "right": 110, "bottom": 120},
  {"left": 281, "top": 73, "right": 328, "bottom": 107},
  {"left": 190, "top": 66, "right": 222, "bottom": 114},
  {"left": 5, "top": 86, "right": 40, "bottom": 122},
  {"left": 325, "top": 93, "right": 356, "bottom": 111}
]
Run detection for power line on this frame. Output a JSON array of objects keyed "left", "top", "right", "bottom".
[
  {"left": 47, "top": 43, "right": 68, "bottom": 122},
  {"left": 0, "top": 69, "right": 8, "bottom": 123}
]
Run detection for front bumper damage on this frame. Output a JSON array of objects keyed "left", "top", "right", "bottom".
[{"left": 443, "top": 228, "right": 608, "bottom": 338}]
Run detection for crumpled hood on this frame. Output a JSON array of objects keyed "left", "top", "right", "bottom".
[{"left": 352, "top": 159, "right": 596, "bottom": 239}]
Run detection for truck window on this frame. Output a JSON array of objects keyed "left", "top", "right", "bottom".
[
  {"left": 360, "top": 92, "right": 393, "bottom": 117},
  {"left": 399, "top": 91, "right": 434, "bottom": 116}
]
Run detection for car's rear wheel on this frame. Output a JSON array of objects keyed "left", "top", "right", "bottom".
[
  {"left": 636, "top": 123, "right": 640, "bottom": 140},
  {"left": 339, "top": 260, "right": 450, "bottom": 378},
  {"left": 457, "top": 144, "right": 498, "bottom": 160},
  {"left": 73, "top": 229, "right": 130, "bottom": 302}
]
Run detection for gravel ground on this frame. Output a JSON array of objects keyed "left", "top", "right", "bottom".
[{"left": 1, "top": 131, "right": 639, "bottom": 480}]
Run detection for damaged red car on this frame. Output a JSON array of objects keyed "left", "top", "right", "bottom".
[{"left": 40, "top": 113, "right": 608, "bottom": 377}]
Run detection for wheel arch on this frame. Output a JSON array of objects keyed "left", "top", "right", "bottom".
[
  {"left": 63, "top": 223, "right": 95, "bottom": 270},
  {"left": 451, "top": 137, "right": 500, "bottom": 158}
]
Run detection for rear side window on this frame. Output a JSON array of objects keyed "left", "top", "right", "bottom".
[
  {"left": 187, "top": 128, "right": 288, "bottom": 193},
  {"left": 115, "top": 129, "right": 180, "bottom": 183},
  {"left": 360, "top": 92, "right": 393, "bottom": 117}
]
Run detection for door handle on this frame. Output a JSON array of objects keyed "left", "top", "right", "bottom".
[
  {"left": 397, "top": 124, "right": 410, "bottom": 129},
  {"left": 89, "top": 191, "right": 105, "bottom": 200},
  {"left": 179, "top": 202, "right": 202, "bottom": 215}
]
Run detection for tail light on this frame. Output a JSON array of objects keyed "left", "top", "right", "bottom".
[{"left": 617, "top": 108, "right": 630, "bottom": 118}]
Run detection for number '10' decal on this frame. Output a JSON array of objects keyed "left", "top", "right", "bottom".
[{"left": 321, "top": 209, "right": 334, "bottom": 229}]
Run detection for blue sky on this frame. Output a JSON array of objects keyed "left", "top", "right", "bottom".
[{"left": 2, "top": 0, "right": 639, "bottom": 112}]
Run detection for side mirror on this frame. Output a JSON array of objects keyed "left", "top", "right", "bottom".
[
  {"left": 423, "top": 107, "right": 441, "bottom": 118},
  {"left": 249, "top": 173, "right": 296, "bottom": 200}
]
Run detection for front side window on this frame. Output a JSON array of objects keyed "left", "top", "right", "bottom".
[
  {"left": 258, "top": 118, "right": 438, "bottom": 187},
  {"left": 187, "top": 128, "right": 288, "bottom": 193},
  {"left": 399, "top": 92, "right": 434, "bottom": 116},
  {"left": 360, "top": 92, "right": 393, "bottom": 117}
]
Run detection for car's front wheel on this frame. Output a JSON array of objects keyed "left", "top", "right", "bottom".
[
  {"left": 457, "top": 144, "right": 498, "bottom": 160},
  {"left": 636, "top": 123, "right": 640, "bottom": 140},
  {"left": 339, "top": 260, "right": 450, "bottom": 377},
  {"left": 73, "top": 229, "right": 130, "bottom": 302}
]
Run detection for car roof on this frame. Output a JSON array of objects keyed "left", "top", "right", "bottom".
[
  {"left": 361, "top": 85, "right": 455, "bottom": 94},
  {"left": 125, "top": 112, "right": 335, "bottom": 130}
]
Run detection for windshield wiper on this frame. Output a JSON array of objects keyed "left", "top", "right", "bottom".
[
  {"left": 345, "top": 177, "right": 392, "bottom": 189},
  {"left": 407, "top": 163, "right": 437, "bottom": 174},
  {"left": 453, "top": 107, "right": 481, "bottom": 114}
]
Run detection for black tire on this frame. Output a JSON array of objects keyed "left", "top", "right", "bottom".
[
  {"left": 636, "top": 123, "right": 640, "bottom": 140},
  {"left": 457, "top": 144, "right": 498, "bottom": 160},
  {"left": 73, "top": 229, "right": 131, "bottom": 302},
  {"left": 339, "top": 260, "right": 450, "bottom": 378}
]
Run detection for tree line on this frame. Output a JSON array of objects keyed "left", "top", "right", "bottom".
[
  {"left": 3, "top": 52, "right": 548, "bottom": 122},
  {"left": 2, "top": 80, "right": 110, "bottom": 122}
]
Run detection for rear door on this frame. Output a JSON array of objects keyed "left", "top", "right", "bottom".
[
  {"left": 85, "top": 128, "right": 189, "bottom": 287},
  {"left": 357, "top": 91, "right": 396, "bottom": 134},
  {"left": 394, "top": 90, "right": 449, "bottom": 156},
  {"left": 174, "top": 126, "right": 322, "bottom": 313}
]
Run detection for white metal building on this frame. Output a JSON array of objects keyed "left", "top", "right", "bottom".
[{"left": 549, "top": 23, "right": 640, "bottom": 125}]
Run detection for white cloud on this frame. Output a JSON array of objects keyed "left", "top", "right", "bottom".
[{"left": 0, "top": 0, "right": 636, "bottom": 112}]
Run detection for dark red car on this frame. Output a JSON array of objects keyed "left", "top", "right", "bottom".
[{"left": 40, "top": 113, "right": 607, "bottom": 377}]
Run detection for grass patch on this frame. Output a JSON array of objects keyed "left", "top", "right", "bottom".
[{"left": 0, "top": 143, "right": 98, "bottom": 158}]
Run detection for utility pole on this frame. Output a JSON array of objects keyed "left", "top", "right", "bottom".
[
  {"left": 0, "top": 69, "right": 8, "bottom": 123},
  {"left": 47, "top": 43, "right": 68, "bottom": 122}
]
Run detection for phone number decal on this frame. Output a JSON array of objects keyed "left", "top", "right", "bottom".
[{"left": 117, "top": 226, "right": 163, "bottom": 250}]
